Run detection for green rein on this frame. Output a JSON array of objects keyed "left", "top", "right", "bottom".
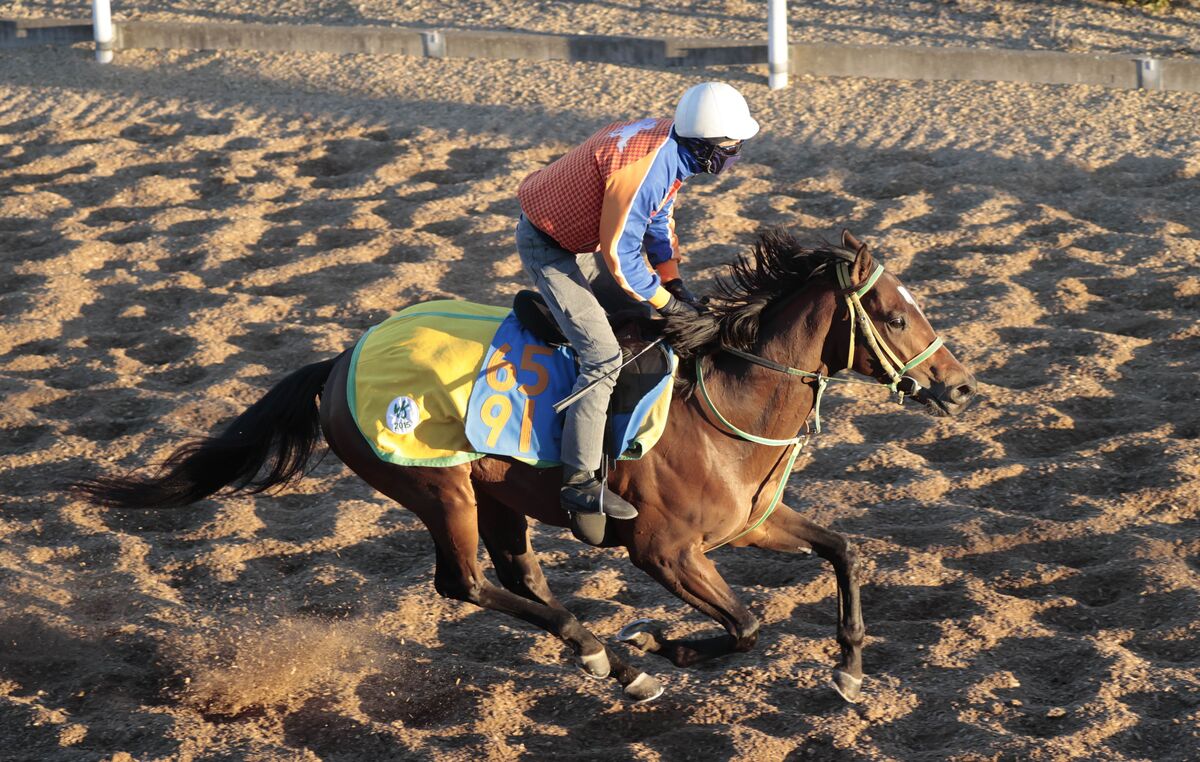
[{"left": 699, "top": 261, "right": 944, "bottom": 552}]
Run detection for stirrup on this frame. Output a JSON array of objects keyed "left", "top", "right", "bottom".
[{"left": 568, "top": 508, "right": 607, "bottom": 546}]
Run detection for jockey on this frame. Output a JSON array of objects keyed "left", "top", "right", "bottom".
[{"left": 515, "top": 81, "right": 759, "bottom": 529}]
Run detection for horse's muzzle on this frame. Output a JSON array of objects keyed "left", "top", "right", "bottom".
[{"left": 919, "top": 375, "right": 978, "bottom": 417}]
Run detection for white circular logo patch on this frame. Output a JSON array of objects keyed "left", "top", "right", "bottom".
[{"left": 386, "top": 396, "right": 420, "bottom": 435}]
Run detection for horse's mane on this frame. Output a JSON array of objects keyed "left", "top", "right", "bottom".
[{"left": 658, "top": 228, "right": 853, "bottom": 397}]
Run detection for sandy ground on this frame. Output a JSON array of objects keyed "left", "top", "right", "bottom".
[
  {"left": 2, "top": 6, "right": 1200, "bottom": 760},
  {"left": 9, "top": 0, "right": 1200, "bottom": 57}
]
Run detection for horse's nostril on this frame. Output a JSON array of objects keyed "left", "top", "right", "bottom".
[{"left": 950, "top": 383, "right": 975, "bottom": 404}]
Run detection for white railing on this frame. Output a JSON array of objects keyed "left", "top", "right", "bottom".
[
  {"left": 90, "top": 0, "right": 791, "bottom": 86},
  {"left": 92, "top": 0, "right": 113, "bottom": 62},
  {"left": 768, "top": 0, "right": 788, "bottom": 89}
]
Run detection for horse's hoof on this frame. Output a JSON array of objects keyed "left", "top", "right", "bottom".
[
  {"left": 578, "top": 649, "right": 610, "bottom": 680},
  {"left": 616, "top": 618, "right": 656, "bottom": 651},
  {"left": 831, "top": 669, "right": 863, "bottom": 703},
  {"left": 623, "top": 672, "right": 664, "bottom": 704}
]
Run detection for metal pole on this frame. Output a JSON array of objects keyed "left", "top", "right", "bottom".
[
  {"left": 92, "top": 0, "right": 113, "bottom": 63},
  {"left": 768, "top": 0, "right": 788, "bottom": 90}
]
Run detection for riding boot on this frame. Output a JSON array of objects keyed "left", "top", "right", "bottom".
[{"left": 561, "top": 468, "right": 637, "bottom": 546}]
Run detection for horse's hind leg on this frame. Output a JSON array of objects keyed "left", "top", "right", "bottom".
[
  {"left": 475, "top": 496, "right": 561, "bottom": 608},
  {"left": 742, "top": 503, "right": 865, "bottom": 703},
  {"left": 353, "top": 465, "right": 660, "bottom": 701},
  {"left": 621, "top": 543, "right": 760, "bottom": 668},
  {"left": 473, "top": 498, "right": 605, "bottom": 674},
  {"left": 475, "top": 496, "right": 660, "bottom": 702},
  {"left": 320, "top": 362, "right": 661, "bottom": 701},
  {"left": 396, "top": 471, "right": 595, "bottom": 646}
]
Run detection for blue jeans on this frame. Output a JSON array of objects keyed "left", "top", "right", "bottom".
[{"left": 515, "top": 215, "right": 622, "bottom": 473}]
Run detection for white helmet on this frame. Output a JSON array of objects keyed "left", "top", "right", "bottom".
[{"left": 673, "top": 82, "right": 760, "bottom": 141}]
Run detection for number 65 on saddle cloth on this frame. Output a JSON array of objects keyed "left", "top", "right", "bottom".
[{"left": 347, "top": 300, "right": 676, "bottom": 467}]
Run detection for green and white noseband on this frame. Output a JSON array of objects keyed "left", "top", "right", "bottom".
[{"left": 834, "top": 261, "right": 944, "bottom": 402}]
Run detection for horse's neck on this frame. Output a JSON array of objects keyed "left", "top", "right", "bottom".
[{"left": 704, "top": 291, "right": 837, "bottom": 444}]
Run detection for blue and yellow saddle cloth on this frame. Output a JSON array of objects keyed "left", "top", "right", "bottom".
[{"left": 348, "top": 300, "right": 675, "bottom": 467}]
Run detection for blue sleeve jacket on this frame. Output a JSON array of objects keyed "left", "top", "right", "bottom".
[{"left": 598, "top": 131, "right": 698, "bottom": 306}]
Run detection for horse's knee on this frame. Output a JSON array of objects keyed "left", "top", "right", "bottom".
[{"left": 842, "top": 541, "right": 860, "bottom": 576}]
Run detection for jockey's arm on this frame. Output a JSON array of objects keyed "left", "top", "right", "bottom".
[
  {"left": 643, "top": 194, "right": 682, "bottom": 284},
  {"left": 596, "top": 159, "right": 674, "bottom": 310}
]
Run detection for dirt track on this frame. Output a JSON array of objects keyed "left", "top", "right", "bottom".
[{"left": 1, "top": 5, "right": 1199, "bottom": 759}]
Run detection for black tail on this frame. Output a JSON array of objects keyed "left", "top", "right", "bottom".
[{"left": 75, "top": 355, "right": 342, "bottom": 509}]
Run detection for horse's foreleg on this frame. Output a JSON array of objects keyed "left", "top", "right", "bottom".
[
  {"left": 743, "top": 503, "right": 865, "bottom": 702},
  {"left": 622, "top": 545, "right": 759, "bottom": 668},
  {"left": 475, "top": 495, "right": 661, "bottom": 702}
]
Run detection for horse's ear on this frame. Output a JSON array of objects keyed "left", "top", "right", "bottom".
[{"left": 843, "top": 230, "right": 876, "bottom": 284}]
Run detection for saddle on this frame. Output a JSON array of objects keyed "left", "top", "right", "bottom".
[
  {"left": 512, "top": 290, "right": 672, "bottom": 460},
  {"left": 513, "top": 289, "right": 570, "bottom": 347}
]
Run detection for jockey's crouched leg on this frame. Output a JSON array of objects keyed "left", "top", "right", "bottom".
[
  {"left": 556, "top": 352, "right": 643, "bottom": 549},
  {"left": 515, "top": 215, "right": 638, "bottom": 545}
]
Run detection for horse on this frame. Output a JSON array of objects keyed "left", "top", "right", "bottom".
[{"left": 77, "top": 229, "right": 977, "bottom": 705}]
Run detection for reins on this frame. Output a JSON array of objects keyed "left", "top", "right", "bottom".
[{"left": 700, "top": 260, "right": 944, "bottom": 552}]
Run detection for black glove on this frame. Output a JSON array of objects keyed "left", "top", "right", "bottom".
[
  {"left": 657, "top": 294, "right": 703, "bottom": 318},
  {"left": 662, "top": 278, "right": 701, "bottom": 307}
]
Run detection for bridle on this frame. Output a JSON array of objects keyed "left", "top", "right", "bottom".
[
  {"left": 833, "top": 261, "right": 944, "bottom": 403},
  {"left": 698, "top": 259, "right": 946, "bottom": 551}
]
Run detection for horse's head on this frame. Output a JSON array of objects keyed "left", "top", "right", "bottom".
[{"left": 829, "top": 231, "right": 977, "bottom": 417}]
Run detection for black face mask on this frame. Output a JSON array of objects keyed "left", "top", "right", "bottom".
[{"left": 678, "top": 135, "right": 743, "bottom": 175}]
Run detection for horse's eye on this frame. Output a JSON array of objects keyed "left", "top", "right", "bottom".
[{"left": 888, "top": 316, "right": 906, "bottom": 329}]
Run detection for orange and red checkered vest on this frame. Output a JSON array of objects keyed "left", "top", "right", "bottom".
[{"left": 518, "top": 117, "right": 696, "bottom": 307}]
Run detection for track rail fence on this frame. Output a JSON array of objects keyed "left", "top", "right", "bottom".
[{"left": 2, "top": 15, "right": 1198, "bottom": 94}]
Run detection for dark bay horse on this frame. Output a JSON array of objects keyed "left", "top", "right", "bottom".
[{"left": 79, "top": 230, "right": 977, "bottom": 705}]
